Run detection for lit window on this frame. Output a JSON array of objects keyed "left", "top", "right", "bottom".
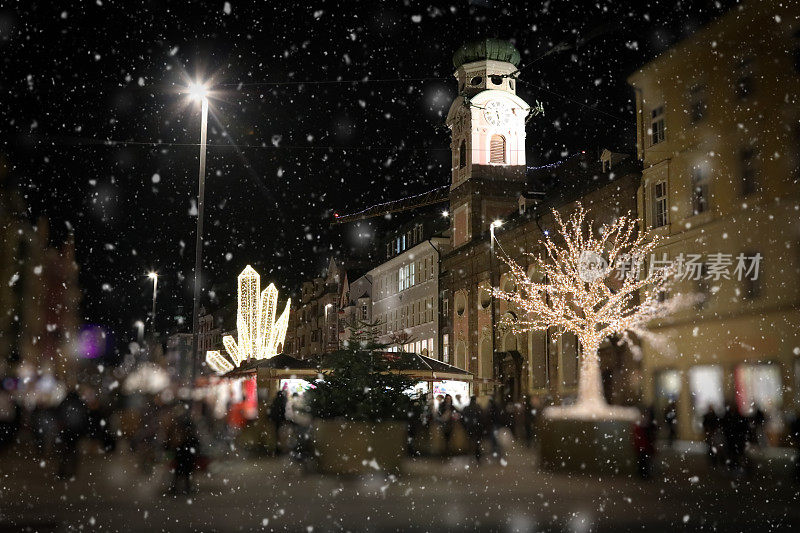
[
  {"left": 652, "top": 180, "right": 668, "bottom": 227},
  {"left": 442, "top": 334, "right": 450, "bottom": 363},
  {"left": 650, "top": 106, "right": 665, "bottom": 145},
  {"left": 489, "top": 135, "right": 506, "bottom": 164}
]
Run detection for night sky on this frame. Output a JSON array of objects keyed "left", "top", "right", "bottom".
[{"left": 0, "top": 0, "right": 732, "bottom": 359}]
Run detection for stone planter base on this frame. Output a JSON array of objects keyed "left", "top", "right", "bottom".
[
  {"left": 312, "top": 419, "right": 408, "bottom": 475},
  {"left": 539, "top": 414, "right": 637, "bottom": 476}
]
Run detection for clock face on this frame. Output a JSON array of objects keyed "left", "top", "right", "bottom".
[{"left": 483, "top": 100, "right": 513, "bottom": 127}]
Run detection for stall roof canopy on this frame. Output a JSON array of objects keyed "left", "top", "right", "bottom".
[
  {"left": 221, "top": 353, "right": 315, "bottom": 378},
  {"left": 221, "top": 351, "right": 472, "bottom": 380},
  {"left": 317, "top": 351, "right": 472, "bottom": 379}
]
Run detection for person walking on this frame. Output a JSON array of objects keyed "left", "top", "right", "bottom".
[
  {"left": 56, "top": 390, "right": 89, "bottom": 479},
  {"left": 522, "top": 395, "right": 538, "bottom": 448},
  {"left": 663, "top": 400, "right": 678, "bottom": 447},
  {"left": 790, "top": 411, "right": 800, "bottom": 484},
  {"left": 461, "top": 396, "right": 484, "bottom": 462},
  {"left": 0, "top": 389, "right": 21, "bottom": 452},
  {"left": 168, "top": 417, "right": 200, "bottom": 495},
  {"left": 721, "top": 401, "right": 747, "bottom": 474},
  {"left": 486, "top": 396, "right": 502, "bottom": 459},
  {"left": 633, "top": 410, "right": 656, "bottom": 479},
  {"left": 269, "top": 391, "right": 287, "bottom": 454},
  {"left": 701, "top": 405, "right": 720, "bottom": 467},
  {"left": 436, "top": 394, "right": 458, "bottom": 455}
]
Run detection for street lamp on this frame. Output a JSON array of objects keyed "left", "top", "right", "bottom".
[
  {"left": 324, "top": 303, "right": 333, "bottom": 352},
  {"left": 489, "top": 219, "right": 503, "bottom": 397},
  {"left": 490, "top": 219, "right": 503, "bottom": 251},
  {"left": 148, "top": 272, "right": 158, "bottom": 339},
  {"left": 187, "top": 81, "right": 209, "bottom": 385}
]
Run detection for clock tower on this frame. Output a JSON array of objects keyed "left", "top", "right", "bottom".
[{"left": 445, "top": 39, "right": 530, "bottom": 248}]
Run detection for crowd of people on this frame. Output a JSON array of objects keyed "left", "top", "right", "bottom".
[
  {"left": 266, "top": 390, "right": 541, "bottom": 463},
  {"left": 631, "top": 400, "right": 800, "bottom": 481},
  {"left": 4, "top": 382, "right": 800, "bottom": 487},
  {"left": 0, "top": 382, "right": 237, "bottom": 494}
]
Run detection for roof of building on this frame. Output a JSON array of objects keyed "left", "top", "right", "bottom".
[
  {"left": 525, "top": 151, "right": 641, "bottom": 208},
  {"left": 453, "top": 39, "right": 521, "bottom": 69}
]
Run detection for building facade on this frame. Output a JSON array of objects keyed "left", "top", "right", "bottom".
[
  {"left": 338, "top": 273, "right": 373, "bottom": 346},
  {"left": 285, "top": 258, "right": 350, "bottom": 358},
  {"left": 370, "top": 215, "right": 450, "bottom": 357},
  {"left": 440, "top": 39, "right": 642, "bottom": 404},
  {"left": 628, "top": 0, "right": 800, "bottom": 441},
  {"left": 1, "top": 187, "right": 81, "bottom": 386}
]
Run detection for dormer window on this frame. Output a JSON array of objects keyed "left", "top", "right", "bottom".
[
  {"left": 470, "top": 76, "right": 483, "bottom": 86},
  {"left": 489, "top": 135, "right": 506, "bottom": 164}
]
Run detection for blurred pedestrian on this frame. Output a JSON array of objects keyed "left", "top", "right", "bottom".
[
  {"left": 461, "top": 396, "right": 484, "bottom": 461},
  {"left": 86, "top": 391, "right": 116, "bottom": 454},
  {"left": 486, "top": 396, "right": 502, "bottom": 458},
  {"left": 269, "top": 391, "right": 287, "bottom": 454},
  {"left": 749, "top": 405, "right": 766, "bottom": 446},
  {"left": 701, "top": 405, "right": 720, "bottom": 467},
  {"left": 790, "top": 411, "right": 800, "bottom": 484},
  {"left": 168, "top": 417, "right": 200, "bottom": 495},
  {"left": 663, "top": 400, "right": 678, "bottom": 447},
  {"left": 56, "top": 390, "right": 89, "bottom": 478},
  {"left": 721, "top": 401, "right": 747, "bottom": 473},
  {"left": 286, "top": 393, "right": 312, "bottom": 461},
  {"left": 0, "top": 389, "right": 21, "bottom": 451},
  {"left": 633, "top": 410, "right": 655, "bottom": 479},
  {"left": 133, "top": 400, "right": 160, "bottom": 473},
  {"left": 436, "top": 394, "right": 459, "bottom": 455},
  {"left": 522, "top": 395, "right": 539, "bottom": 447}
]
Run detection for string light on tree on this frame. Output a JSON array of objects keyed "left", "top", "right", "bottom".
[
  {"left": 492, "top": 205, "right": 687, "bottom": 419},
  {"left": 205, "top": 265, "right": 291, "bottom": 375}
]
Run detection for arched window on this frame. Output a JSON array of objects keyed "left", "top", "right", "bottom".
[
  {"left": 459, "top": 140, "right": 467, "bottom": 169},
  {"left": 490, "top": 135, "right": 506, "bottom": 164}
]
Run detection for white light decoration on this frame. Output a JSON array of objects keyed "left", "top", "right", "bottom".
[
  {"left": 493, "top": 205, "right": 685, "bottom": 419},
  {"left": 205, "top": 265, "right": 291, "bottom": 375},
  {"left": 205, "top": 350, "right": 234, "bottom": 374}
]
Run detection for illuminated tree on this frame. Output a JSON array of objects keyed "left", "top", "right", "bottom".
[
  {"left": 206, "top": 265, "right": 290, "bottom": 374},
  {"left": 493, "top": 205, "right": 680, "bottom": 416}
]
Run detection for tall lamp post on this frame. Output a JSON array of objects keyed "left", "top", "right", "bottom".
[
  {"left": 489, "top": 219, "right": 502, "bottom": 397},
  {"left": 188, "top": 82, "right": 209, "bottom": 385},
  {"left": 148, "top": 271, "right": 158, "bottom": 337}
]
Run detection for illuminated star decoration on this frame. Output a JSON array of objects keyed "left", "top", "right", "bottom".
[
  {"left": 492, "top": 205, "right": 685, "bottom": 418},
  {"left": 205, "top": 265, "right": 291, "bottom": 374}
]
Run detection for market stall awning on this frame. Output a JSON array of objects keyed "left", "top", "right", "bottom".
[
  {"left": 316, "top": 351, "right": 473, "bottom": 382},
  {"left": 394, "top": 352, "right": 474, "bottom": 382},
  {"left": 221, "top": 353, "right": 316, "bottom": 379}
]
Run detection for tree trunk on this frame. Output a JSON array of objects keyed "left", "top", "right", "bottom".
[{"left": 576, "top": 335, "right": 606, "bottom": 408}]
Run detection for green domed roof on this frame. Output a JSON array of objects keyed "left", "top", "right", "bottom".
[{"left": 452, "top": 39, "right": 521, "bottom": 69}]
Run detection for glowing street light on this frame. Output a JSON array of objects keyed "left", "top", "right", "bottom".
[
  {"left": 187, "top": 82, "right": 208, "bottom": 102},
  {"left": 148, "top": 272, "right": 158, "bottom": 339},
  {"left": 490, "top": 219, "right": 503, "bottom": 252},
  {"left": 186, "top": 80, "right": 210, "bottom": 384}
]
